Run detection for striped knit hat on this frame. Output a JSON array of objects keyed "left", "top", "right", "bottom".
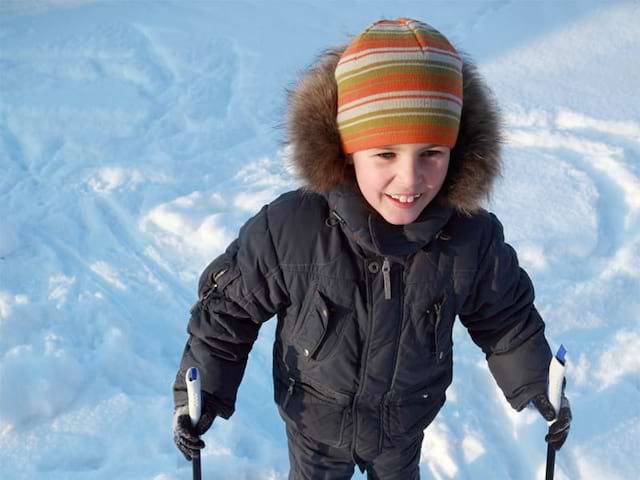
[{"left": 335, "top": 18, "right": 463, "bottom": 154}]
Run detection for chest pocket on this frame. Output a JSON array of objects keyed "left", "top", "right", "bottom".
[{"left": 291, "top": 289, "right": 351, "bottom": 364}]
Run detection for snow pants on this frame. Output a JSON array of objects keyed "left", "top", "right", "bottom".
[{"left": 286, "top": 423, "right": 423, "bottom": 479}]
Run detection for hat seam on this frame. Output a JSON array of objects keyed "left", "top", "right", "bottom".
[{"left": 404, "top": 18, "right": 428, "bottom": 54}]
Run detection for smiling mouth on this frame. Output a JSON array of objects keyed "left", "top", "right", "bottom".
[{"left": 385, "top": 193, "right": 422, "bottom": 204}]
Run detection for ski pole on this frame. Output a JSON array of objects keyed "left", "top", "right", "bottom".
[
  {"left": 186, "top": 367, "right": 202, "bottom": 480},
  {"left": 545, "top": 345, "right": 567, "bottom": 480}
]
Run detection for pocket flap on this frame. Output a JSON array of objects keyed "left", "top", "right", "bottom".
[{"left": 296, "top": 291, "right": 329, "bottom": 359}]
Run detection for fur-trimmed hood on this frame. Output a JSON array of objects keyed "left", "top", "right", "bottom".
[{"left": 285, "top": 45, "right": 503, "bottom": 214}]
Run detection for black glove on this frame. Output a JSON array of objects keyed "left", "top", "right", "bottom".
[
  {"left": 172, "top": 393, "right": 217, "bottom": 461},
  {"left": 531, "top": 391, "right": 572, "bottom": 451}
]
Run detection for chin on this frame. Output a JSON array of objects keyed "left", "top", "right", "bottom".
[{"left": 381, "top": 211, "right": 420, "bottom": 225}]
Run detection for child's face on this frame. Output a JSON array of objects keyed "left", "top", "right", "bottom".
[{"left": 350, "top": 143, "right": 450, "bottom": 225}]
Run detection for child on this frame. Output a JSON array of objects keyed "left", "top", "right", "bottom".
[{"left": 172, "top": 18, "right": 572, "bottom": 479}]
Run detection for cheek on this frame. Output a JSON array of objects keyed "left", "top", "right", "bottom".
[
  {"left": 354, "top": 166, "right": 385, "bottom": 194},
  {"left": 427, "top": 161, "right": 449, "bottom": 185},
  {"left": 437, "top": 165, "right": 449, "bottom": 183}
]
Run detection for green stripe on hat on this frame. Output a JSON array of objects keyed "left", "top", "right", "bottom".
[{"left": 338, "top": 111, "right": 461, "bottom": 134}]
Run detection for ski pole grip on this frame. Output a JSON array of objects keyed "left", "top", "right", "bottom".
[
  {"left": 547, "top": 345, "right": 567, "bottom": 423},
  {"left": 186, "top": 367, "right": 202, "bottom": 427}
]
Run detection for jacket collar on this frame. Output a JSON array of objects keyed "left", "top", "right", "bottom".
[{"left": 325, "top": 185, "right": 453, "bottom": 259}]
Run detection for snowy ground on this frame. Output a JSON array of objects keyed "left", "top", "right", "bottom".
[{"left": 1, "top": 1, "right": 639, "bottom": 479}]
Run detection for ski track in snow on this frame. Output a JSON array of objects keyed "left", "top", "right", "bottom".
[
  {"left": 1, "top": 1, "right": 639, "bottom": 479},
  {"left": 486, "top": 107, "right": 640, "bottom": 480}
]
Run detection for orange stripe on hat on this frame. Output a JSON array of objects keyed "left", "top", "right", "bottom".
[{"left": 338, "top": 78, "right": 462, "bottom": 108}]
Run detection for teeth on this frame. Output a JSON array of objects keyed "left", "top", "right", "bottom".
[{"left": 389, "top": 194, "right": 421, "bottom": 203}]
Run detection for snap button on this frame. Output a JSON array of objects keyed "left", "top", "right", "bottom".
[
  {"left": 303, "top": 348, "right": 310, "bottom": 357},
  {"left": 439, "top": 351, "right": 444, "bottom": 360},
  {"left": 368, "top": 262, "right": 380, "bottom": 273},
  {"left": 436, "top": 230, "right": 452, "bottom": 241},
  {"left": 321, "top": 308, "right": 328, "bottom": 318},
  {"left": 325, "top": 216, "right": 339, "bottom": 227},
  {"left": 422, "top": 393, "right": 429, "bottom": 399}
]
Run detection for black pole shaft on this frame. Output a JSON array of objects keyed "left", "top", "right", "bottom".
[
  {"left": 193, "top": 452, "right": 202, "bottom": 480},
  {"left": 545, "top": 444, "right": 556, "bottom": 480}
]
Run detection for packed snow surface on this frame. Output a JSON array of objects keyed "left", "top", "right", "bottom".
[{"left": 1, "top": 1, "right": 639, "bottom": 479}]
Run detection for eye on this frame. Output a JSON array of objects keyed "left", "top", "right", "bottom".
[
  {"left": 376, "top": 152, "right": 396, "bottom": 159},
  {"left": 423, "top": 150, "right": 444, "bottom": 158}
]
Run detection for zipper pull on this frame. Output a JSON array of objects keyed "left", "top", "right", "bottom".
[
  {"left": 287, "top": 377, "right": 295, "bottom": 395},
  {"left": 213, "top": 268, "right": 228, "bottom": 287},
  {"left": 382, "top": 258, "right": 391, "bottom": 300},
  {"left": 331, "top": 210, "right": 345, "bottom": 224},
  {"left": 201, "top": 268, "right": 228, "bottom": 301},
  {"left": 434, "top": 302, "right": 442, "bottom": 323}
]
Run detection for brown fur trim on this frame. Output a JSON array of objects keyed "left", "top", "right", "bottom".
[
  {"left": 284, "top": 46, "right": 348, "bottom": 193},
  {"left": 285, "top": 46, "right": 503, "bottom": 214}
]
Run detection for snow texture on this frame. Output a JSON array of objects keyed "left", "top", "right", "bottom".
[{"left": 1, "top": 1, "right": 639, "bottom": 479}]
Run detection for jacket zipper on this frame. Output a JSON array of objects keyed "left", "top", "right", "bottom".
[
  {"left": 434, "top": 301, "right": 443, "bottom": 362},
  {"left": 381, "top": 265, "right": 405, "bottom": 451},
  {"left": 378, "top": 400, "right": 385, "bottom": 452},
  {"left": 351, "top": 258, "right": 377, "bottom": 458},
  {"left": 201, "top": 268, "right": 228, "bottom": 301},
  {"left": 382, "top": 257, "right": 391, "bottom": 300},
  {"left": 379, "top": 392, "right": 391, "bottom": 452},
  {"left": 282, "top": 377, "right": 349, "bottom": 408}
]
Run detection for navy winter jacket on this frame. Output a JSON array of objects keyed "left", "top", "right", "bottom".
[{"left": 173, "top": 185, "right": 552, "bottom": 460}]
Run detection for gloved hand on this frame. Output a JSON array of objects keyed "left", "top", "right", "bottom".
[
  {"left": 172, "top": 393, "right": 217, "bottom": 460},
  {"left": 530, "top": 391, "right": 572, "bottom": 451}
]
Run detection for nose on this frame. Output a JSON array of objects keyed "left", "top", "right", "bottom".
[{"left": 395, "top": 155, "right": 423, "bottom": 187}]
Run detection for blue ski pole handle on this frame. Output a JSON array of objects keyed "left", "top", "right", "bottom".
[{"left": 186, "top": 367, "right": 202, "bottom": 480}]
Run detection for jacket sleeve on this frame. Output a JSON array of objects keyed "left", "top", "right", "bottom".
[
  {"left": 172, "top": 204, "right": 289, "bottom": 419},
  {"left": 459, "top": 213, "right": 552, "bottom": 411}
]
